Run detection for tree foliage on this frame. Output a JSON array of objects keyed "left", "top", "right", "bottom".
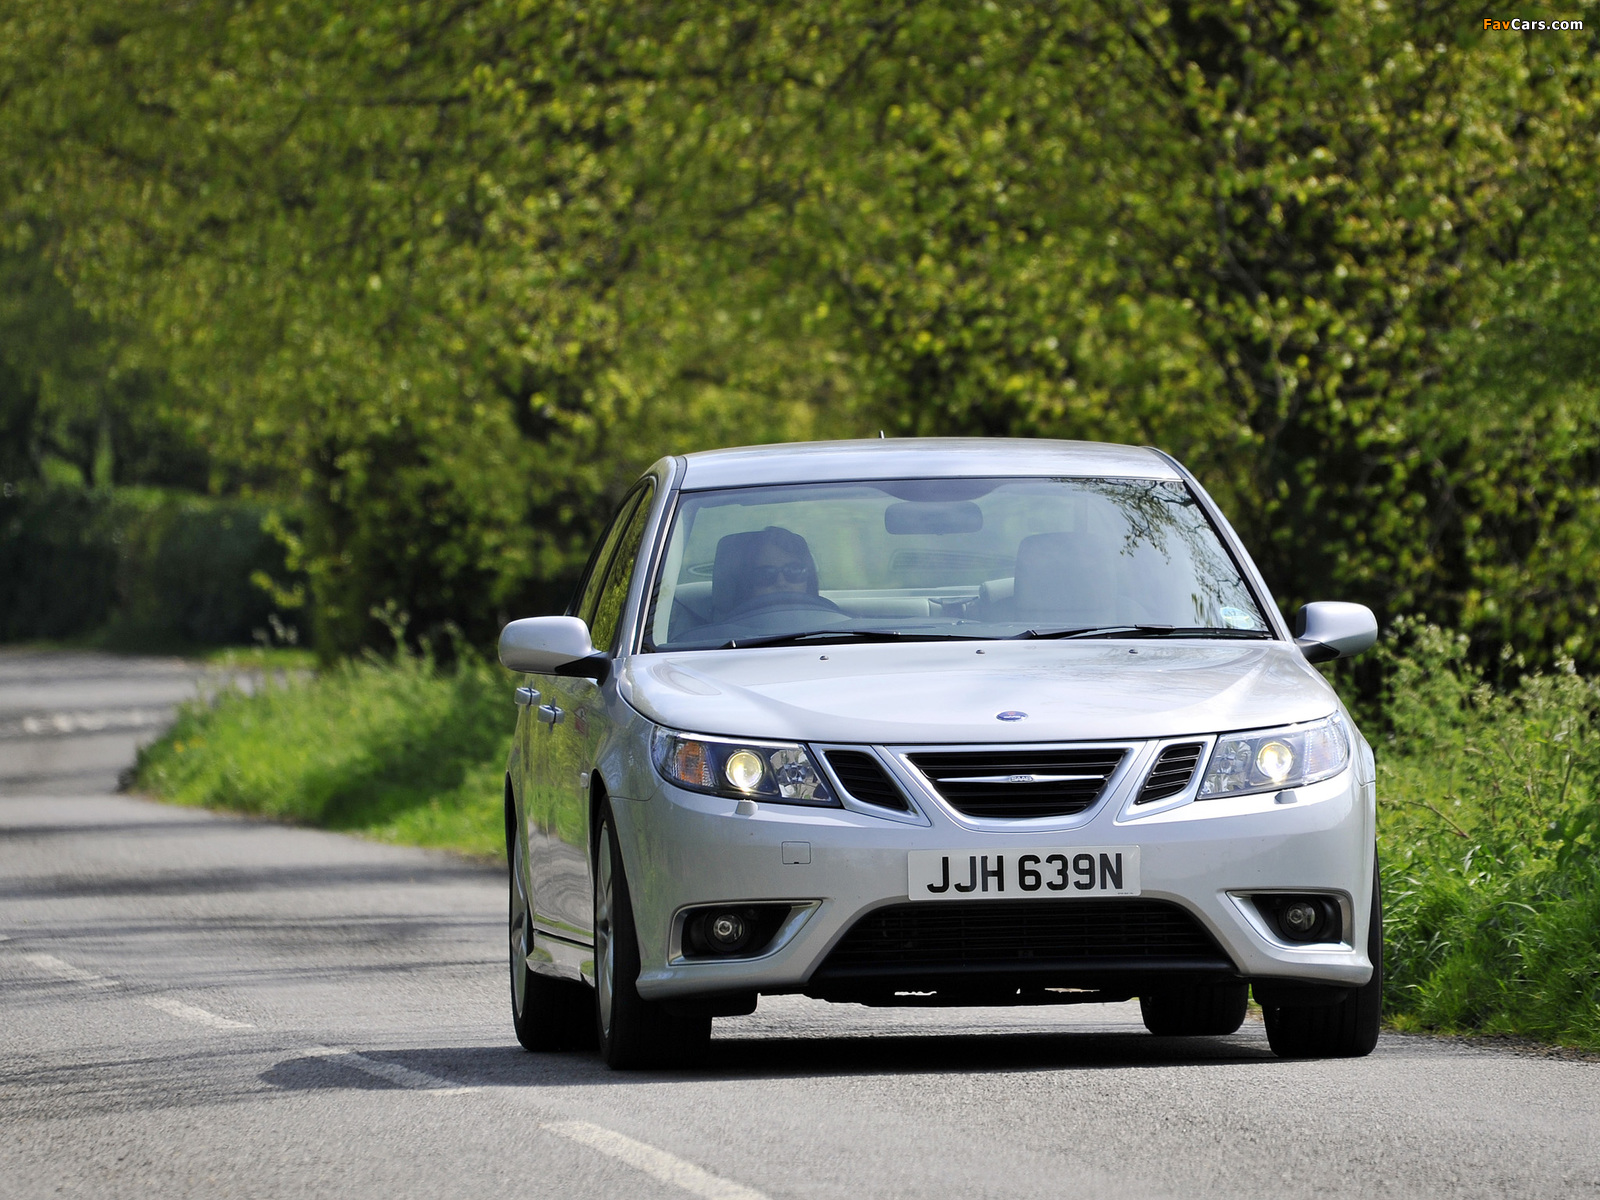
[{"left": 2, "top": 0, "right": 1598, "bottom": 661}]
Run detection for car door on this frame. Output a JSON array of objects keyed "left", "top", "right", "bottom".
[{"left": 530, "top": 481, "right": 655, "bottom": 944}]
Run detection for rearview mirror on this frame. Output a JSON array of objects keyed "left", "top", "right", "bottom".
[
  {"left": 1294, "top": 602, "right": 1378, "bottom": 664},
  {"left": 499, "top": 616, "right": 608, "bottom": 680},
  {"left": 884, "top": 500, "right": 983, "bottom": 535}
]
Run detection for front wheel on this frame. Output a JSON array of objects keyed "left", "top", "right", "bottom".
[
  {"left": 1262, "top": 863, "right": 1383, "bottom": 1059},
  {"left": 594, "top": 802, "right": 710, "bottom": 1069}
]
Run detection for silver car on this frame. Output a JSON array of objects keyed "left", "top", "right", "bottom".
[{"left": 500, "top": 438, "right": 1381, "bottom": 1068}]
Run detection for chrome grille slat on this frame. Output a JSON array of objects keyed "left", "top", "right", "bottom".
[{"left": 907, "top": 747, "right": 1126, "bottom": 818}]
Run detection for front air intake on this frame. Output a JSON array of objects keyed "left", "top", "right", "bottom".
[
  {"left": 1136, "top": 742, "right": 1205, "bottom": 804},
  {"left": 824, "top": 750, "right": 912, "bottom": 812},
  {"left": 810, "top": 899, "right": 1234, "bottom": 986}
]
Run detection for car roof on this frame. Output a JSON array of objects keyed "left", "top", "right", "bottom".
[{"left": 676, "top": 438, "right": 1181, "bottom": 490}]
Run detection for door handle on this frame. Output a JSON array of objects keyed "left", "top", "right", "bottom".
[
  {"left": 537, "top": 704, "right": 565, "bottom": 726},
  {"left": 514, "top": 686, "right": 540, "bottom": 707}
]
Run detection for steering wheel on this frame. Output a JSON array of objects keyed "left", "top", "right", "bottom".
[{"left": 726, "top": 591, "right": 846, "bottom": 619}]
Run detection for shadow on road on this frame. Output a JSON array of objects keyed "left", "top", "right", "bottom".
[
  {"left": 0, "top": 818, "right": 238, "bottom": 840},
  {"left": 263, "top": 1030, "right": 1275, "bottom": 1094},
  {"left": 0, "top": 858, "right": 495, "bottom": 902}
]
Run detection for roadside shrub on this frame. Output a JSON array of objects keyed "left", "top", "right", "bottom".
[
  {"left": 132, "top": 646, "right": 508, "bottom": 858},
  {"left": 1375, "top": 619, "right": 1600, "bottom": 1049}
]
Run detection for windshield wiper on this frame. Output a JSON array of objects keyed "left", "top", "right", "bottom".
[
  {"left": 708, "top": 624, "right": 1271, "bottom": 649},
  {"left": 719, "top": 628, "right": 990, "bottom": 650},
  {"left": 1014, "top": 624, "right": 1273, "bottom": 641}
]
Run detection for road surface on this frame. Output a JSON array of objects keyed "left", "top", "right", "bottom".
[{"left": 2, "top": 649, "right": 1597, "bottom": 1198}]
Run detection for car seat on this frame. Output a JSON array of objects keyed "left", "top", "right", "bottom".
[
  {"left": 710, "top": 530, "right": 776, "bottom": 622},
  {"left": 1012, "top": 531, "right": 1118, "bottom": 627}
]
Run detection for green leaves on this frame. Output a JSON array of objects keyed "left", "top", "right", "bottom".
[{"left": 3, "top": 0, "right": 1599, "bottom": 662}]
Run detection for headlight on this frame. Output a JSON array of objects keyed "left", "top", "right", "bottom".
[
  {"left": 651, "top": 728, "right": 837, "bottom": 806},
  {"left": 1198, "top": 714, "right": 1349, "bottom": 799}
]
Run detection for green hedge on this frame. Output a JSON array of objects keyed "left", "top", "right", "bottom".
[
  {"left": 0, "top": 484, "right": 304, "bottom": 647},
  {"left": 1370, "top": 622, "right": 1600, "bottom": 1049}
]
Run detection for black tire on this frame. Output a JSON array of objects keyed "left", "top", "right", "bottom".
[
  {"left": 509, "top": 799, "right": 595, "bottom": 1052},
  {"left": 1262, "top": 863, "right": 1383, "bottom": 1059},
  {"left": 593, "top": 802, "right": 711, "bottom": 1069},
  {"left": 1140, "top": 982, "right": 1250, "bottom": 1036}
]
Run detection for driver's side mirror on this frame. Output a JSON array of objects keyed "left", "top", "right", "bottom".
[
  {"left": 1293, "top": 602, "right": 1378, "bottom": 664},
  {"left": 498, "top": 616, "right": 609, "bottom": 681}
]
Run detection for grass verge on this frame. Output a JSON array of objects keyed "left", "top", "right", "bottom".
[
  {"left": 1371, "top": 621, "right": 1600, "bottom": 1051},
  {"left": 132, "top": 648, "right": 506, "bottom": 859}
]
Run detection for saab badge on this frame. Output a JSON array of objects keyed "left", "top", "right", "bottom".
[{"left": 995, "top": 710, "right": 1028, "bottom": 722}]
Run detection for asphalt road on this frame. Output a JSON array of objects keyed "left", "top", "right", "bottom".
[{"left": 3, "top": 650, "right": 1598, "bottom": 1199}]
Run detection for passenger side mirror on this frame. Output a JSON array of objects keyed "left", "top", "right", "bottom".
[
  {"left": 1293, "top": 602, "right": 1378, "bottom": 664},
  {"left": 499, "top": 616, "right": 609, "bottom": 681}
]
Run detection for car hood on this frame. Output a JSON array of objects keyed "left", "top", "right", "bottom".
[{"left": 618, "top": 640, "right": 1339, "bottom": 744}]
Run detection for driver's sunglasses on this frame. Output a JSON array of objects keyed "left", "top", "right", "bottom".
[{"left": 752, "top": 562, "right": 810, "bottom": 586}]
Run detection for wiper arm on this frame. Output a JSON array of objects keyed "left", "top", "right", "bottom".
[
  {"left": 720, "top": 628, "right": 989, "bottom": 650},
  {"left": 1011, "top": 624, "right": 1146, "bottom": 640},
  {"left": 1016, "top": 624, "right": 1272, "bottom": 641}
]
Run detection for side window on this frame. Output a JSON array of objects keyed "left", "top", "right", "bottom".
[
  {"left": 589, "top": 482, "right": 657, "bottom": 653},
  {"left": 572, "top": 490, "right": 645, "bottom": 626}
]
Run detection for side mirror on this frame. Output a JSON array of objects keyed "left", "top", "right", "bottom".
[
  {"left": 498, "top": 616, "right": 609, "bottom": 681},
  {"left": 1293, "top": 602, "right": 1378, "bottom": 664}
]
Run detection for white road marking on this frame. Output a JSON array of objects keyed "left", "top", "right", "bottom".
[
  {"left": 302, "top": 1045, "right": 476, "bottom": 1094},
  {"left": 16, "top": 951, "right": 259, "bottom": 1027},
  {"left": 142, "top": 996, "right": 255, "bottom": 1029},
  {"left": 22, "top": 952, "right": 118, "bottom": 989},
  {"left": 543, "top": 1120, "right": 771, "bottom": 1200},
  {"left": 4, "top": 707, "right": 171, "bottom": 739}
]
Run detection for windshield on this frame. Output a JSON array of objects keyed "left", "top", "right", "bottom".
[{"left": 643, "top": 477, "right": 1271, "bottom": 651}]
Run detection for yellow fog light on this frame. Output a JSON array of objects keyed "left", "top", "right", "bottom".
[
  {"left": 724, "top": 750, "right": 766, "bottom": 792},
  {"left": 1256, "top": 740, "right": 1295, "bottom": 783}
]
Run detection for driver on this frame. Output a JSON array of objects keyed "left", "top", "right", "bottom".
[
  {"left": 721, "top": 526, "right": 837, "bottom": 617},
  {"left": 749, "top": 527, "right": 816, "bottom": 600}
]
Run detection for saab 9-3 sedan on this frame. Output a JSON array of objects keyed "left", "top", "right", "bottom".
[{"left": 499, "top": 439, "right": 1380, "bottom": 1068}]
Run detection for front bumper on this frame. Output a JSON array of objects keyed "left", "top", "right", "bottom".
[{"left": 612, "top": 739, "right": 1376, "bottom": 1002}]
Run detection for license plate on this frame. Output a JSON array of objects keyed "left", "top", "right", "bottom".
[{"left": 907, "top": 847, "right": 1140, "bottom": 901}]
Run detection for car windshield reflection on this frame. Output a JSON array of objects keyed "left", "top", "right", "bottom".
[{"left": 643, "top": 477, "right": 1270, "bottom": 652}]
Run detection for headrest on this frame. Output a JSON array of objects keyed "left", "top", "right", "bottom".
[
  {"left": 1013, "top": 531, "right": 1116, "bottom": 622},
  {"left": 711, "top": 531, "right": 773, "bottom": 621}
]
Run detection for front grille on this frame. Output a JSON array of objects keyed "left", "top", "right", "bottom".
[
  {"left": 1136, "top": 742, "right": 1205, "bottom": 804},
  {"left": 824, "top": 751, "right": 912, "bottom": 811},
  {"left": 813, "top": 899, "right": 1232, "bottom": 982},
  {"left": 907, "top": 748, "right": 1126, "bottom": 818}
]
